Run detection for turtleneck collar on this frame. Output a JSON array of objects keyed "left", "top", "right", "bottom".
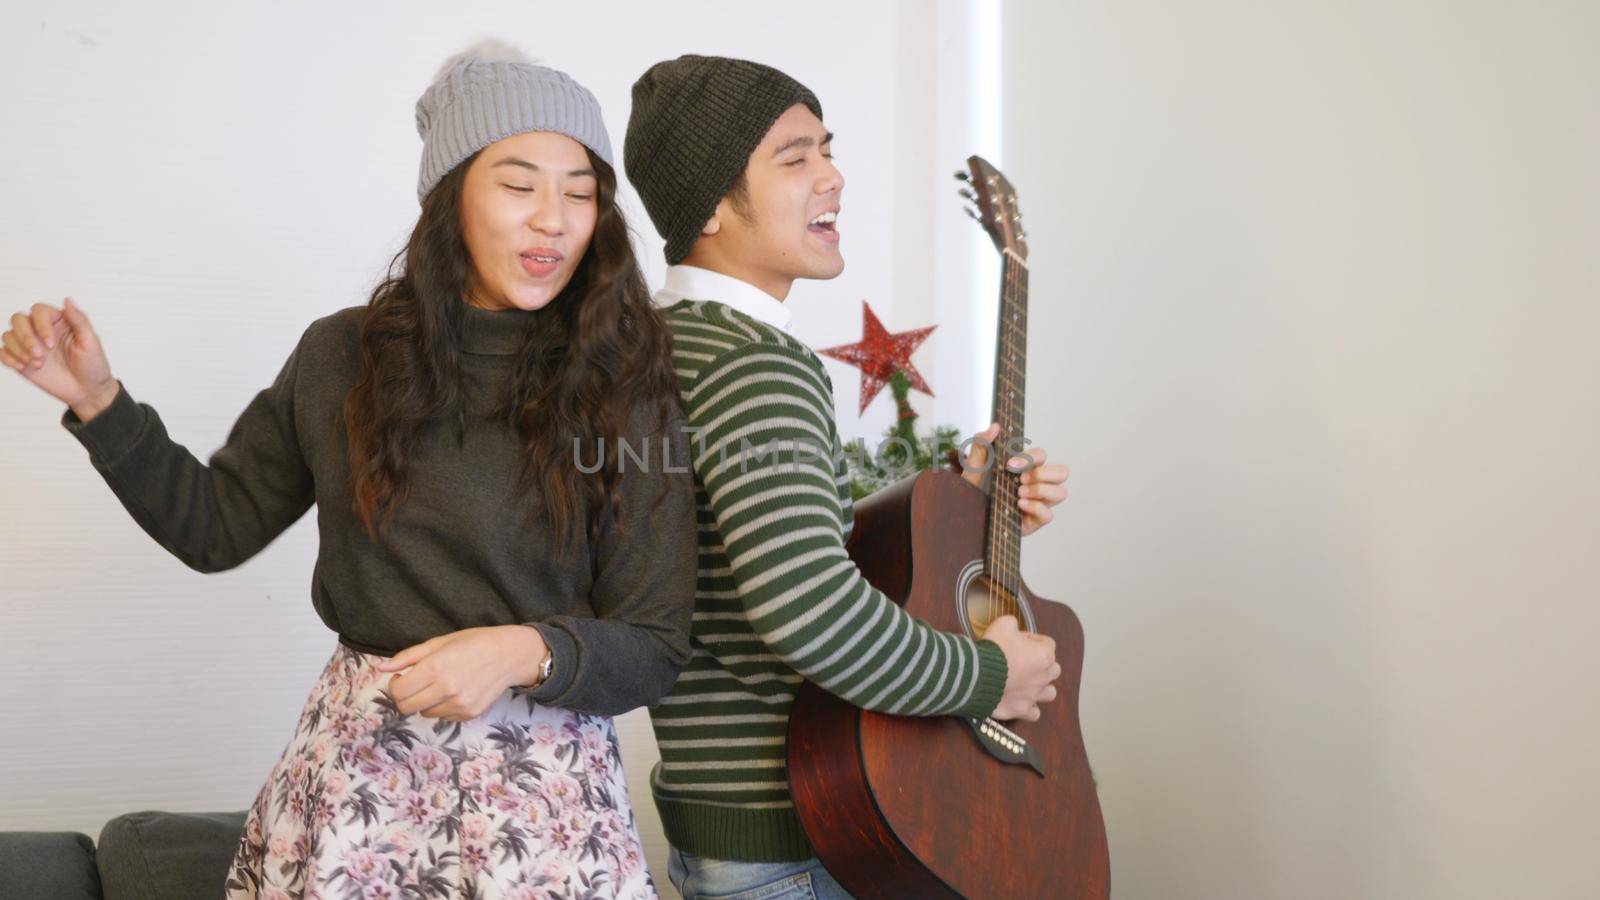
[{"left": 460, "top": 302, "right": 539, "bottom": 356}]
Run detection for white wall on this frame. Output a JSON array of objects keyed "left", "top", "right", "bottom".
[
  {"left": 1002, "top": 2, "right": 1600, "bottom": 898},
  {"left": 0, "top": 2, "right": 964, "bottom": 894}
]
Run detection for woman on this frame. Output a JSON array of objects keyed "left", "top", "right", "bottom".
[{"left": 1, "top": 44, "right": 693, "bottom": 899}]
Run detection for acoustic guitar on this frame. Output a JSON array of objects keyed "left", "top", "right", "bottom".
[{"left": 786, "top": 155, "right": 1110, "bottom": 899}]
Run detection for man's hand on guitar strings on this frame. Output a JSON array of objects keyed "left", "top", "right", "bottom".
[
  {"left": 985, "top": 614, "right": 1063, "bottom": 722},
  {"left": 959, "top": 422, "right": 1070, "bottom": 536}
]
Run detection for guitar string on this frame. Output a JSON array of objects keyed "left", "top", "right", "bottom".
[
  {"left": 1007, "top": 257, "right": 1029, "bottom": 619},
  {"left": 989, "top": 253, "right": 1015, "bottom": 627},
  {"left": 978, "top": 191, "right": 1031, "bottom": 632},
  {"left": 996, "top": 248, "right": 1029, "bottom": 622},
  {"left": 1004, "top": 253, "right": 1024, "bottom": 619},
  {"left": 991, "top": 250, "right": 1025, "bottom": 623},
  {"left": 992, "top": 254, "right": 1013, "bottom": 623}
]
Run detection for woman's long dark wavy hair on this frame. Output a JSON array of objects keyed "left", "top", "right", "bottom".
[{"left": 343, "top": 147, "right": 679, "bottom": 549}]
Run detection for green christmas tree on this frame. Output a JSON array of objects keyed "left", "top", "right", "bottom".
[{"left": 841, "top": 370, "right": 963, "bottom": 501}]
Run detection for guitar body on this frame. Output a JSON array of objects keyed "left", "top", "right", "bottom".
[{"left": 787, "top": 468, "right": 1110, "bottom": 899}]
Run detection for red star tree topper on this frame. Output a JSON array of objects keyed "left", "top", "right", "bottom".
[{"left": 819, "top": 301, "right": 937, "bottom": 415}]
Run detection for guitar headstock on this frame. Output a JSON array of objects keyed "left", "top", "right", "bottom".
[{"left": 956, "top": 155, "right": 1028, "bottom": 262}]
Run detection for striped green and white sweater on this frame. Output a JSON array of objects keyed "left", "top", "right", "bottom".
[{"left": 649, "top": 299, "right": 1010, "bottom": 862}]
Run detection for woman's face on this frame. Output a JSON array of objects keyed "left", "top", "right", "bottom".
[{"left": 459, "top": 131, "right": 600, "bottom": 312}]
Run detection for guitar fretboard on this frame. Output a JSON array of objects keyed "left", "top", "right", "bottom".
[{"left": 985, "top": 247, "right": 1029, "bottom": 608}]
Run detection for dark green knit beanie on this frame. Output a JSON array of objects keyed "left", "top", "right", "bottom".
[{"left": 625, "top": 55, "right": 823, "bottom": 264}]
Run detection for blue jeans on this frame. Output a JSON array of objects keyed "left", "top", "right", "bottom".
[{"left": 666, "top": 846, "right": 855, "bottom": 900}]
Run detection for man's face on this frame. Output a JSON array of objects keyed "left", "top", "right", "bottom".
[{"left": 709, "top": 103, "right": 846, "bottom": 288}]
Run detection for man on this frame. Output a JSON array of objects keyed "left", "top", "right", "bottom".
[{"left": 623, "top": 55, "right": 1070, "bottom": 899}]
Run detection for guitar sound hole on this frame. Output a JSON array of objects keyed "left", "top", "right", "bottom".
[{"left": 960, "top": 567, "right": 1034, "bottom": 639}]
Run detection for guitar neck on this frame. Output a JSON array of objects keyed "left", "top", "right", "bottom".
[{"left": 985, "top": 249, "right": 1029, "bottom": 599}]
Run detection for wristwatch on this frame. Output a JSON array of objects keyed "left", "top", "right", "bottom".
[
  {"left": 512, "top": 626, "right": 554, "bottom": 695},
  {"left": 535, "top": 645, "right": 555, "bottom": 687}
]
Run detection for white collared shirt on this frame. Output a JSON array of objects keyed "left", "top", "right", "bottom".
[{"left": 653, "top": 264, "right": 794, "bottom": 334}]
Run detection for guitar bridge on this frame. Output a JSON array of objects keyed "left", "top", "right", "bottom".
[{"left": 966, "top": 717, "right": 1045, "bottom": 777}]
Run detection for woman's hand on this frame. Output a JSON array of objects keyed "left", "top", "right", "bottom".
[
  {"left": 374, "top": 625, "right": 550, "bottom": 722},
  {"left": 2, "top": 298, "right": 118, "bottom": 419}
]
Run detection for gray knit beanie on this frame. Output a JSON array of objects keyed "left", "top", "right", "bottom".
[
  {"left": 414, "top": 40, "right": 614, "bottom": 204},
  {"left": 624, "top": 55, "right": 822, "bottom": 264}
]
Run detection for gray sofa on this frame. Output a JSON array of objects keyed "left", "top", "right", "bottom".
[{"left": 0, "top": 810, "right": 248, "bottom": 900}]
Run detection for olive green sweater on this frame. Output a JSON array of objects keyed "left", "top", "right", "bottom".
[{"left": 60, "top": 303, "right": 698, "bottom": 715}]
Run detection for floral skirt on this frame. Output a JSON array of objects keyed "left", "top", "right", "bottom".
[{"left": 223, "top": 641, "right": 656, "bottom": 900}]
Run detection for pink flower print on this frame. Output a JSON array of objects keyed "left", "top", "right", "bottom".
[
  {"left": 577, "top": 723, "right": 605, "bottom": 751},
  {"left": 313, "top": 796, "right": 338, "bottom": 829},
  {"left": 460, "top": 839, "right": 490, "bottom": 880},
  {"left": 540, "top": 773, "right": 582, "bottom": 809},
  {"left": 540, "top": 818, "right": 574, "bottom": 852},
  {"left": 342, "top": 848, "right": 386, "bottom": 883},
  {"left": 381, "top": 827, "right": 415, "bottom": 855},
  {"left": 480, "top": 772, "right": 517, "bottom": 809},
  {"left": 375, "top": 763, "right": 412, "bottom": 803},
  {"left": 360, "top": 883, "right": 400, "bottom": 900},
  {"left": 323, "top": 769, "right": 351, "bottom": 800},
  {"left": 457, "top": 761, "right": 485, "bottom": 794},
  {"left": 460, "top": 811, "right": 491, "bottom": 841},
  {"left": 604, "top": 810, "right": 627, "bottom": 837},
  {"left": 520, "top": 795, "right": 543, "bottom": 826},
  {"left": 399, "top": 791, "right": 435, "bottom": 827},
  {"left": 423, "top": 785, "right": 453, "bottom": 818},
  {"left": 619, "top": 844, "right": 643, "bottom": 877},
  {"left": 286, "top": 786, "right": 307, "bottom": 818},
  {"left": 329, "top": 708, "right": 362, "bottom": 741},
  {"left": 227, "top": 645, "right": 658, "bottom": 900},
  {"left": 345, "top": 737, "right": 389, "bottom": 777},
  {"left": 407, "top": 745, "right": 451, "bottom": 785},
  {"left": 537, "top": 855, "right": 576, "bottom": 888}
]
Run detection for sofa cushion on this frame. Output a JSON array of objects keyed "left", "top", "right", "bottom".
[
  {"left": 95, "top": 810, "right": 248, "bottom": 900},
  {"left": 0, "top": 830, "right": 102, "bottom": 899}
]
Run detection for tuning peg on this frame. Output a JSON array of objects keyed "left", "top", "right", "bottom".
[
  {"left": 954, "top": 170, "right": 972, "bottom": 182},
  {"left": 958, "top": 188, "right": 979, "bottom": 203},
  {"left": 963, "top": 207, "right": 982, "bottom": 223}
]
